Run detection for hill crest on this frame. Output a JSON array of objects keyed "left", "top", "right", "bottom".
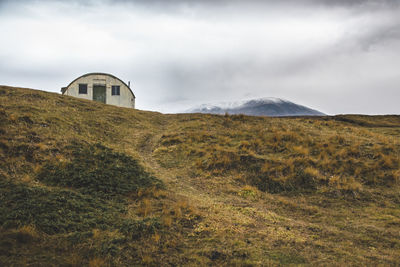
[{"left": 0, "top": 85, "right": 399, "bottom": 266}]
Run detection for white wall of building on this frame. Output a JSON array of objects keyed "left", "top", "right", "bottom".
[{"left": 64, "top": 74, "right": 135, "bottom": 108}]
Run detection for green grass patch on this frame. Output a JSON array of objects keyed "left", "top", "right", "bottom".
[
  {"left": 37, "top": 143, "right": 163, "bottom": 198},
  {"left": 0, "top": 179, "right": 125, "bottom": 234},
  {"left": 268, "top": 251, "right": 307, "bottom": 265},
  {"left": 0, "top": 178, "right": 163, "bottom": 265}
]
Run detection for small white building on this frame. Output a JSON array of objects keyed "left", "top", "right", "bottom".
[{"left": 61, "top": 73, "right": 135, "bottom": 108}]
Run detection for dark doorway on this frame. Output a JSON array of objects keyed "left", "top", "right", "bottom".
[{"left": 93, "top": 85, "right": 106, "bottom": 104}]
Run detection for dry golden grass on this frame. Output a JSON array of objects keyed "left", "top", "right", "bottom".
[
  {"left": 88, "top": 257, "right": 106, "bottom": 267},
  {"left": 137, "top": 198, "right": 152, "bottom": 217},
  {"left": 1, "top": 86, "right": 400, "bottom": 266}
]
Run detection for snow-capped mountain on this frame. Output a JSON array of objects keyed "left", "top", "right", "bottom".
[{"left": 187, "top": 97, "right": 325, "bottom": 116}]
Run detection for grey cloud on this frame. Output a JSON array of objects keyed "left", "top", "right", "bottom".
[
  {"left": 2, "top": 0, "right": 399, "bottom": 10},
  {"left": 0, "top": 0, "right": 399, "bottom": 114},
  {"left": 357, "top": 23, "right": 400, "bottom": 51},
  {"left": 104, "top": 0, "right": 400, "bottom": 9}
]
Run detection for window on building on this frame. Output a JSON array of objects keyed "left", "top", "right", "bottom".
[
  {"left": 112, "top": 85, "right": 120, "bottom": 95},
  {"left": 78, "top": 84, "right": 87, "bottom": 94}
]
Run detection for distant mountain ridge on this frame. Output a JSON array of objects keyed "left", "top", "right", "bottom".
[{"left": 188, "top": 97, "right": 325, "bottom": 116}]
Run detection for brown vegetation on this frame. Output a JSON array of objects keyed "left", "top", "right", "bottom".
[{"left": 1, "top": 85, "right": 400, "bottom": 265}]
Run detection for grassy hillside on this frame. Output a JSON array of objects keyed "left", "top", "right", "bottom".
[{"left": 0, "top": 85, "right": 399, "bottom": 266}]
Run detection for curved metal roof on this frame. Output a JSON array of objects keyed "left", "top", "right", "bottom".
[{"left": 65, "top": 72, "right": 135, "bottom": 98}]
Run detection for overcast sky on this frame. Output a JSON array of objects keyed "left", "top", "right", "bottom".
[{"left": 0, "top": 0, "right": 399, "bottom": 114}]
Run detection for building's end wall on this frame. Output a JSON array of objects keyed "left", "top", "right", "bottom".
[{"left": 65, "top": 74, "right": 135, "bottom": 108}]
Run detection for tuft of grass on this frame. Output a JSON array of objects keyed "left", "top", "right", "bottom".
[
  {"left": 88, "top": 257, "right": 106, "bottom": 267},
  {"left": 137, "top": 198, "right": 152, "bottom": 217},
  {"left": 238, "top": 185, "right": 259, "bottom": 199},
  {"left": 328, "top": 175, "right": 362, "bottom": 193}
]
